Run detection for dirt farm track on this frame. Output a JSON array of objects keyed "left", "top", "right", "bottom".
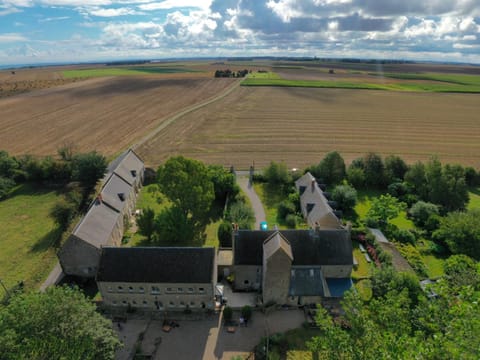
[{"left": 1, "top": 65, "right": 479, "bottom": 169}]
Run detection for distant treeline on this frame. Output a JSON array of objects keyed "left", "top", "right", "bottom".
[{"left": 214, "top": 69, "right": 250, "bottom": 78}]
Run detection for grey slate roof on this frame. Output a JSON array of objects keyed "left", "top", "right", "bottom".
[
  {"left": 263, "top": 231, "right": 293, "bottom": 261},
  {"left": 234, "top": 229, "right": 353, "bottom": 266},
  {"left": 96, "top": 247, "right": 215, "bottom": 283},
  {"left": 100, "top": 173, "right": 132, "bottom": 213},
  {"left": 295, "top": 172, "right": 341, "bottom": 229},
  {"left": 72, "top": 201, "right": 120, "bottom": 248},
  {"left": 289, "top": 267, "right": 325, "bottom": 297},
  {"left": 107, "top": 149, "right": 144, "bottom": 186}
]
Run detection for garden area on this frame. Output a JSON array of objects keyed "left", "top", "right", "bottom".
[{"left": 128, "top": 156, "right": 254, "bottom": 249}]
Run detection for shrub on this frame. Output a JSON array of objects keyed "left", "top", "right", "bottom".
[
  {"left": 277, "top": 200, "right": 296, "bottom": 220},
  {"left": 364, "top": 217, "right": 379, "bottom": 228},
  {"left": 227, "top": 202, "right": 255, "bottom": 229},
  {"left": 409, "top": 201, "right": 439, "bottom": 228},
  {"left": 223, "top": 306, "right": 233, "bottom": 322},
  {"left": 50, "top": 198, "right": 77, "bottom": 230},
  {"left": 396, "top": 243, "right": 428, "bottom": 278},
  {"left": 285, "top": 214, "right": 297, "bottom": 228},
  {"left": 393, "top": 229, "right": 416, "bottom": 244},
  {"left": 332, "top": 184, "right": 357, "bottom": 212},
  {"left": 263, "top": 161, "right": 291, "bottom": 185},
  {"left": 0, "top": 176, "right": 15, "bottom": 200},
  {"left": 241, "top": 305, "right": 252, "bottom": 321},
  {"left": 218, "top": 221, "right": 233, "bottom": 247},
  {"left": 347, "top": 167, "right": 365, "bottom": 188}
]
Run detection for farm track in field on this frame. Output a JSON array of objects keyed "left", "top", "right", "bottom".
[
  {"left": 137, "top": 86, "right": 480, "bottom": 169},
  {"left": 0, "top": 76, "right": 236, "bottom": 157}
]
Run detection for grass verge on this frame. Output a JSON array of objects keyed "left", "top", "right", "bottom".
[
  {"left": 0, "top": 184, "right": 60, "bottom": 290},
  {"left": 63, "top": 66, "right": 199, "bottom": 78}
]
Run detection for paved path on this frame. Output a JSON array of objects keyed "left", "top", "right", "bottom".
[
  {"left": 39, "top": 261, "right": 64, "bottom": 292},
  {"left": 237, "top": 176, "right": 266, "bottom": 229}
]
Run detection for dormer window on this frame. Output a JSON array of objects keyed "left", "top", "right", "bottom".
[
  {"left": 118, "top": 193, "right": 125, "bottom": 201},
  {"left": 131, "top": 170, "right": 137, "bottom": 177}
]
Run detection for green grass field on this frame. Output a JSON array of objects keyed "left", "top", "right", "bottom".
[
  {"left": 0, "top": 184, "right": 60, "bottom": 291},
  {"left": 63, "top": 66, "right": 199, "bottom": 78},
  {"left": 352, "top": 242, "right": 373, "bottom": 280},
  {"left": 242, "top": 71, "right": 480, "bottom": 93}
]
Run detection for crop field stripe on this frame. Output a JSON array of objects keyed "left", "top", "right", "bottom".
[
  {"left": 62, "top": 67, "right": 201, "bottom": 78},
  {"left": 241, "top": 78, "right": 480, "bottom": 93}
]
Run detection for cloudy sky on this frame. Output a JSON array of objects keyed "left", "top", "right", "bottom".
[{"left": 1, "top": 0, "right": 480, "bottom": 66}]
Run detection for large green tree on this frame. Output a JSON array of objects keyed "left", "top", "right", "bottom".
[
  {"left": 363, "top": 152, "right": 385, "bottom": 188},
  {"left": 433, "top": 209, "right": 480, "bottom": 260},
  {"left": 0, "top": 286, "right": 121, "bottom": 360},
  {"left": 366, "top": 194, "right": 406, "bottom": 227},
  {"left": 71, "top": 151, "right": 107, "bottom": 191},
  {"left": 332, "top": 184, "right": 357, "bottom": 212},
  {"left": 315, "top": 151, "right": 346, "bottom": 185},
  {"left": 157, "top": 156, "right": 214, "bottom": 223}
]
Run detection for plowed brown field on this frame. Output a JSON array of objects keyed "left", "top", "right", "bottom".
[
  {"left": 137, "top": 86, "right": 480, "bottom": 169},
  {"left": 0, "top": 76, "right": 236, "bottom": 157}
]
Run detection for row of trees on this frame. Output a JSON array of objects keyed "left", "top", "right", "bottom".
[
  {"left": 0, "top": 148, "right": 108, "bottom": 232},
  {"left": 214, "top": 69, "right": 250, "bottom": 78},
  {"left": 310, "top": 151, "right": 477, "bottom": 213}
]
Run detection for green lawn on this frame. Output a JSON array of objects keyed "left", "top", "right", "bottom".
[
  {"left": 354, "top": 189, "right": 413, "bottom": 230},
  {"left": 352, "top": 242, "right": 373, "bottom": 280},
  {"left": 0, "top": 184, "right": 60, "bottom": 291},
  {"left": 468, "top": 187, "right": 480, "bottom": 210},
  {"left": 268, "top": 327, "right": 322, "bottom": 360},
  {"left": 63, "top": 66, "right": 199, "bottom": 78}
]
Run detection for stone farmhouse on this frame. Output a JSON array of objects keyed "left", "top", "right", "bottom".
[
  {"left": 295, "top": 172, "right": 343, "bottom": 229},
  {"left": 58, "top": 149, "right": 144, "bottom": 278},
  {"left": 97, "top": 247, "right": 217, "bottom": 311},
  {"left": 231, "top": 229, "right": 353, "bottom": 305}
]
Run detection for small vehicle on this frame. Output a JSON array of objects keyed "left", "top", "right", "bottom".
[{"left": 260, "top": 221, "right": 268, "bottom": 231}]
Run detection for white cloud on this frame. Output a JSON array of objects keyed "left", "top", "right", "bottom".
[
  {"left": 39, "top": 15, "right": 70, "bottom": 22},
  {"left": 88, "top": 7, "right": 141, "bottom": 17},
  {"left": 139, "top": 0, "right": 212, "bottom": 11},
  {"left": 0, "top": 32, "right": 27, "bottom": 42}
]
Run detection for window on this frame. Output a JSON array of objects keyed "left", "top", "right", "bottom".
[
  {"left": 112, "top": 301, "right": 117, "bottom": 305},
  {"left": 139, "top": 287, "right": 145, "bottom": 293},
  {"left": 117, "top": 285, "right": 124, "bottom": 292},
  {"left": 143, "top": 300, "right": 148, "bottom": 306},
  {"left": 132, "top": 300, "right": 137, "bottom": 305},
  {"left": 118, "top": 193, "right": 125, "bottom": 201},
  {"left": 177, "top": 287, "right": 183, "bottom": 293},
  {"left": 244, "top": 280, "right": 249, "bottom": 285},
  {"left": 151, "top": 286, "right": 160, "bottom": 294},
  {"left": 187, "top": 287, "right": 194, "bottom": 293},
  {"left": 122, "top": 300, "right": 127, "bottom": 305},
  {"left": 166, "top": 287, "right": 174, "bottom": 293},
  {"left": 179, "top": 301, "right": 185, "bottom": 307},
  {"left": 107, "top": 286, "right": 113, "bottom": 293},
  {"left": 131, "top": 170, "right": 137, "bottom": 177},
  {"left": 198, "top": 287, "right": 205, "bottom": 293},
  {"left": 128, "top": 286, "right": 134, "bottom": 292},
  {"left": 169, "top": 301, "right": 175, "bottom": 308},
  {"left": 190, "top": 301, "right": 195, "bottom": 307}
]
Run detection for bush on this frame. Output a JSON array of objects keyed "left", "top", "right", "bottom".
[
  {"left": 218, "top": 221, "right": 233, "bottom": 247},
  {"left": 332, "top": 184, "right": 357, "bottom": 212},
  {"left": 277, "top": 200, "right": 296, "bottom": 220},
  {"left": 396, "top": 243, "right": 428, "bottom": 278},
  {"left": 263, "top": 161, "right": 291, "bottom": 185},
  {"left": 285, "top": 214, "right": 297, "bottom": 228},
  {"left": 0, "top": 176, "right": 15, "bottom": 200},
  {"left": 50, "top": 198, "right": 77, "bottom": 230},
  {"left": 409, "top": 201, "right": 439, "bottom": 228},
  {"left": 227, "top": 202, "right": 255, "bottom": 229},
  {"left": 223, "top": 306, "right": 233, "bottom": 322},
  {"left": 393, "top": 229, "right": 416, "bottom": 244},
  {"left": 241, "top": 305, "right": 252, "bottom": 321},
  {"left": 347, "top": 167, "right": 365, "bottom": 188},
  {"left": 364, "top": 217, "right": 379, "bottom": 228}
]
